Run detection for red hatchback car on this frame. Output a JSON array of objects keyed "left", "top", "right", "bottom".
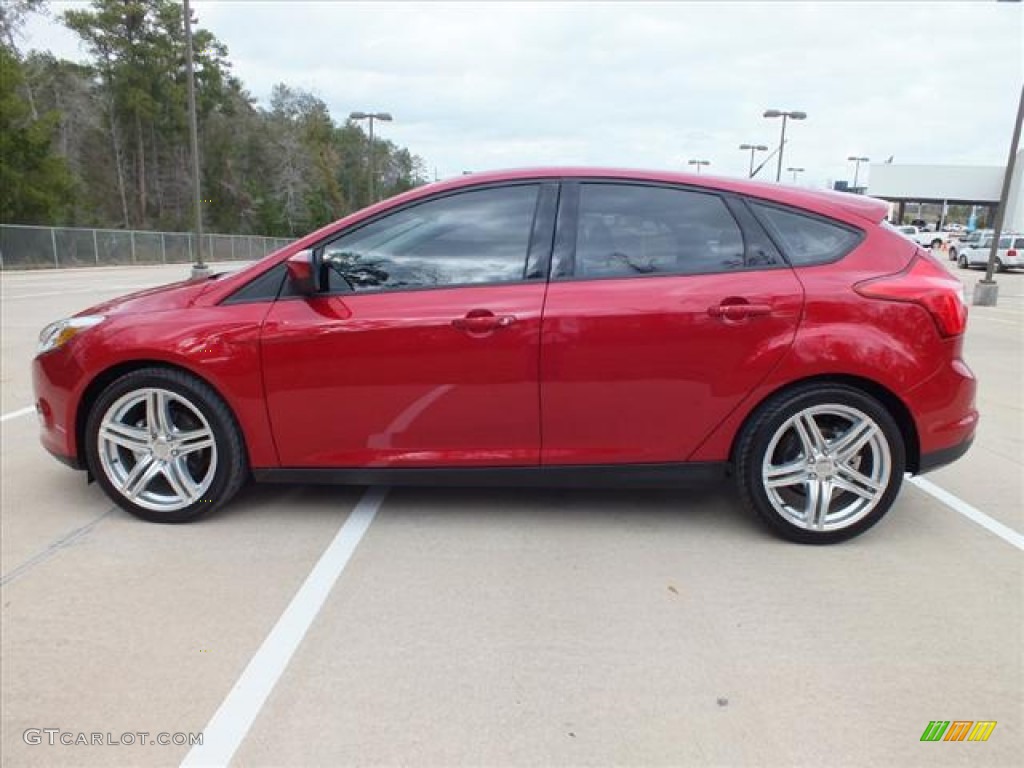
[{"left": 33, "top": 168, "right": 977, "bottom": 543}]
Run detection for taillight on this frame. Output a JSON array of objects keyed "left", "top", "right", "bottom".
[
  {"left": 854, "top": 254, "right": 968, "bottom": 337},
  {"left": 1009, "top": 249, "right": 1018, "bottom": 258}
]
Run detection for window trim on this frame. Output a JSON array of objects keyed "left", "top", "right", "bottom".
[
  {"left": 746, "top": 198, "right": 865, "bottom": 268},
  {"left": 312, "top": 181, "right": 555, "bottom": 297},
  {"left": 221, "top": 262, "right": 288, "bottom": 305},
  {"left": 552, "top": 180, "right": 784, "bottom": 283}
]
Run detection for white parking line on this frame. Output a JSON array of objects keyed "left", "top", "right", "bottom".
[
  {"left": 909, "top": 476, "right": 1024, "bottom": 551},
  {"left": 180, "top": 486, "right": 388, "bottom": 768},
  {"left": 1, "top": 406, "right": 35, "bottom": 423}
]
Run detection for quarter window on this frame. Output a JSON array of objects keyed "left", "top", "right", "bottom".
[
  {"left": 322, "top": 185, "right": 539, "bottom": 293},
  {"left": 751, "top": 203, "right": 861, "bottom": 265},
  {"left": 572, "top": 184, "right": 748, "bottom": 278}
]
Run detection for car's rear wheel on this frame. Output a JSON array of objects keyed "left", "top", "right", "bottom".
[
  {"left": 930, "top": 238, "right": 942, "bottom": 249},
  {"left": 85, "top": 368, "right": 247, "bottom": 523},
  {"left": 958, "top": 254, "right": 968, "bottom": 269},
  {"left": 996, "top": 257, "right": 1006, "bottom": 273},
  {"left": 735, "top": 384, "right": 905, "bottom": 544}
]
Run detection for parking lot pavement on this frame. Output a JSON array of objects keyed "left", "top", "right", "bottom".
[
  {"left": 1, "top": 262, "right": 1021, "bottom": 767},
  {"left": 234, "top": 485, "right": 1021, "bottom": 768}
]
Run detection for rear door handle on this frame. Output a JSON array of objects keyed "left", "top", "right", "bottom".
[{"left": 707, "top": 303, "right": 773, "bottom": 320}]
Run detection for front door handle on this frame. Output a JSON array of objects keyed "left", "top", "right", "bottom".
[
  {"left": 707, "top": 302, "right": 773, "bottom": 320},
  {"left": 452, "top": 310, "right": 517, "bottom": 333}
]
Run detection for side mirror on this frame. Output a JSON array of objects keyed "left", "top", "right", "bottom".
[{"left": 285, "top": 249, "right": 320, "bottom": 295}]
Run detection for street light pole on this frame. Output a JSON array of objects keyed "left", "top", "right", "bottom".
[
  {"left": 183, "top": 0, "right": 208, "bottom": 278},
  {"left": 975, "top": 83, "right": 1024, "bottom": 306},
  {"left": 349, "top": 111, "right": 393, "bottom": 204},
  {"left": 763, "top": 109, "right": 807, "bottom": 183},
  {"left": 787, "top": 167, "right": 805, "bottom": 183},
  {"left": 688, "top": 159, "right": 710, "bottom": 174},
  {"left": 739, "top": 144, "right": 768, "bottom": 178},
  {"left": 848, "top": 156, "right": 870, "bottom": 191}
]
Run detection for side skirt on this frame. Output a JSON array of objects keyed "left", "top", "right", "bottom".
[{"left": 252, "top": 462, "right": 730, "bottom": 489}]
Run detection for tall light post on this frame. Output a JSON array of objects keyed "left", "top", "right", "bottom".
[
  {"left": 739, "top": 143, "right": 768, "bottom": 178},
  {"left": 975, "top": 83, "right": 1024, "bottom": 306},
  {"left": 763, "top": 109, "right": 807, "bottom": 182},
  {"left": 349, "top": 111, "right": 393, "bottom": 203},
  {"left": 848, "top": 156, "right": 870, "bottom": 191},
  {"left": 787, "top": 166, "right": 805, "bottom": 183},
  {"left": 183, "top": 0, "right": 207, "bottom": 278},
  {"left": 688, "top": 159, "right": 710, "bottom": 174}
]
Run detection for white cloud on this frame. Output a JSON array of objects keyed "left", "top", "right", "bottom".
[{"left": 22, "top": 0, "right": 1024, "bottom": 187}]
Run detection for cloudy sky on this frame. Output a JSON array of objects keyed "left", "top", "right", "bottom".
[{"left": 22, "top": 1, "right": 1024, "bottom": 189}]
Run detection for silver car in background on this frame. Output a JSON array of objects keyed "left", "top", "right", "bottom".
[{"left": 957, "top": 232, "right": 1024, "bottom": 271}]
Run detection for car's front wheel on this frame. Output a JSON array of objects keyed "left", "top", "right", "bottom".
[
  {"left": 85, "top": 368, "right": 247, "bottom": 523},
  {"left": 735, "top": 384, "right": 905, "bottom": 544},
  {"left": 958, "top": 254, "right": 968, "bottom": 269},
  {"left": 948, "top": 247, "right": 958, "bottom": 261}
]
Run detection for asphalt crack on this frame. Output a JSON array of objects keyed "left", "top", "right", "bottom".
[{"left": 0, "top": 507, "right": 116, "bottom": 587}]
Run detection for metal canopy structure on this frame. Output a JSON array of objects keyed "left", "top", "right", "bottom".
[{"left": 866, "top": 156, "right": 1024, "bottom": 231}]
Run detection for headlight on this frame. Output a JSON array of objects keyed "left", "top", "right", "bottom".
[{"left": 37, "top": 316, "right": 105, "bottom": 355}]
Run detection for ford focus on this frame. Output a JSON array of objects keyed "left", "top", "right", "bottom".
[{"left": 33, "top": 168, "right": 977, "bottom": 543}]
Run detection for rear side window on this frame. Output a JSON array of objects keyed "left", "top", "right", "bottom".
[
  {"left": 572, "top": 184, "right": 747, "bottom": 278},
  {"left": 751, "top": 203, "right": 861, "bottom": 266}
]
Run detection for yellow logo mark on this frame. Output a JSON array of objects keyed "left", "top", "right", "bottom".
[{"left": 967, "top": 721, "right": 997, "bottom": 742}]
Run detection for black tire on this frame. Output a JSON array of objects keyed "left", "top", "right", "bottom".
[
  {"left": 735, "top": 383, "right": 905, "bottom": 544},
  {"left": 996, "top": 258, "right": 1006, "bottom": 273},
  {"left": 930, "top": 238, "right": 942, "bottom": 249},
  {"left": 958, "top": 254, "right": 968, "bottom": 269},
  {"left": 84, "top": 367, "right": 248, "bottom": 523},
  {"left": 948, "top": 247, "right": 957, "bottom": 262}
]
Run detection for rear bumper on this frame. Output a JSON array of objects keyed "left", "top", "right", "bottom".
[
  {"left": 917, "top": 435, "right": 974, "bottom": 474},
  {"left": 905, "top": 354, "right": 978, "bottom": 468}
]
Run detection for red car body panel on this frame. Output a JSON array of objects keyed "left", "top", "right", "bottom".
[
  {"left": 34, "top": 303, "right": 280, "bottom": 467},
  {"left": 539, "top": 268, "right": 804, "bottom": 464},
  {"left": 32, "top": 167, "right": 976, "bottom": 479},
  {"left": 260, "top": 284, "right": 546, "bottom": 467}
]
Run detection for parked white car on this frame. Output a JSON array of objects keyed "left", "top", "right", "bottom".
[
  {"left": 948, "top": 229, "right": 992, "bottom": 263},
  {"left": 892, "top": 225, "right": 949, "bottom": 250},
  {"left": 957, "top": 232, "right": 1024, "bottom": 271}
]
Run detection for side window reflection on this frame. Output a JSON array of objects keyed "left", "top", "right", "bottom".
[
  {"left": 322, "top": 185, "right": 539, "bottom": 293},
  {"left": 575, "top": 184, "right": 749, "bottom": 278}
]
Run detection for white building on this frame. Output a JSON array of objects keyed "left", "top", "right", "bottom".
[{"left": 865, "top": 151, "right": 1024, "bottom": 231}]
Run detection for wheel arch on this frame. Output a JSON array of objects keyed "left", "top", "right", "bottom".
[
  {"left": 729, "top": 374, "right": 921, "bottom": 473},
  {"left": 75, "top": 360, "right": 250, "bottom": 469}
]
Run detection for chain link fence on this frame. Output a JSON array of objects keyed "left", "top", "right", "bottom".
[{"left": 0, "top": 225, "right": 293, "bottom": 270}]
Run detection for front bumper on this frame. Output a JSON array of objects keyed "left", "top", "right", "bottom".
[{"left": 32, "top": 345, "right": 86, "bottom": 467}]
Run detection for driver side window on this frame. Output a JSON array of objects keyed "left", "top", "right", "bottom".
[{"left": 321, "top": 185, "right": 540, "bottom": 293}]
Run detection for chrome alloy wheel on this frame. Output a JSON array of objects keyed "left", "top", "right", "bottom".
[
  {"left": 761, "top": 404, "right": 891, "bottom": 532},
  {"left": 97, "top": 388, "right": 217, "bottom": 512}
]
